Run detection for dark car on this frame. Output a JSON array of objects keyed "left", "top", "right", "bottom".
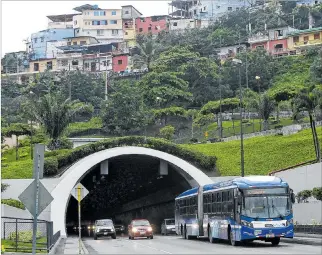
[
  {"left": 114, "top": 221, "right": 126, "bottom": 234},
  {"left": 93, "top": 219, "right": 116, "bottom": 240},
  {"left": 128, "top": 219, "right": 153, "bottom": 239}
]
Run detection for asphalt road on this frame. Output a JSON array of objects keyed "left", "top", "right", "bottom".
[{"left": 82, "top": 235, "right": 322, "bottom": 254}]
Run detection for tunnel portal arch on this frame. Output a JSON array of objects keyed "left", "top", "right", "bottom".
[{"left": 50, "top": 146, "right": 213, "bottom": 237}]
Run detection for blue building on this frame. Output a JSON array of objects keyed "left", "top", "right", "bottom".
[{"left": 27, "top": 28, "right": 74, "bottom": 60}]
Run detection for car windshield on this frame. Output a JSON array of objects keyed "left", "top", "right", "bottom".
[
  {"left": 96, "top": 220, "right": 113, "bottom": 226},
  {"left": 242, "top": 196, "right": 290, "bottom": 219},
  {"left": 166, "top": 220, "right": 175, "bottom": 225},
  {"left": 133, "top": 220, "right": 150, "bottom": 226}
]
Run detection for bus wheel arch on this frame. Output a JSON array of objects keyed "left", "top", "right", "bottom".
[{"left": 228, "top": 225, "right": 238, "bottom": 246}]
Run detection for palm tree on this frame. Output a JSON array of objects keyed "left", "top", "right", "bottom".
[
  {"left": 258, "top": 93, "right": 275, "bottom": 131},
  {"left": 132, "top": 37, "right": 159, "bottom": 71},
  {"left": 27, "top": 92, "right": 89, "bottom": 150},
  {"left": 293, "top": 85, "right": 321, "bottom": 161}
]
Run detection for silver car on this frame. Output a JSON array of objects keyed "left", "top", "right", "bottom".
[
  {"left": 94, "top": 219, "right": 116, "bottom": 240},
  {"left": 161, "top": 219, "right": 176, "bottom": 235}
]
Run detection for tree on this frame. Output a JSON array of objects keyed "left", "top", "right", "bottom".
[
  {"left": 159, "top": 125, "right": 175, "bottom": 140},
  {"left": 296, "top": 190, "right": 312, "bottom": 203},
  {"left": 132, "top": 37, "right": 160, "bottom": 70},
  {"left": 293, "top": 85, "right": 322, "bottom": 161},
  {"left": 138, "top": 72, "right": 192, "bottom": 108},
  {"left": 152, "top": 107, "right": 186, "bottom": 126},
  {"left": 2, "top": 123, "right": 33, "bottom": 160},
  {"left": 101, "top": 80, "right": 151, "bottom": 135},
  {"left": 26, "top": 92, "right": 89, "bottom": 150},
  {"left": 258, "top": 93, "right": 275, "bottom": 131},
  {"left": 312, "top": 187, "right": 322, "bottom": 201},
  {"left": 310, "top": 50, "right": 322, "bottom": 84}
]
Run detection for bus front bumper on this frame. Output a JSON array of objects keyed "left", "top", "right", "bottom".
[{"left": 241, "top": 226, "right": 294, "bottom": 240}]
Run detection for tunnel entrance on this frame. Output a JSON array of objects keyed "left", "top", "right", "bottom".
[{"left": 65, "top": 154, "right": 191, "bottom": 236}]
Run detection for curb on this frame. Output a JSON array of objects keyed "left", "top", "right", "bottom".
[
  {"left": 281, "top": 238, "right": 322, "bottom": 246},
  {"left": 80, "top": 239, "right": 89, "bottom": 254},
  {"left": 48, "top": 237, "right": 62, "bottom": 254}
]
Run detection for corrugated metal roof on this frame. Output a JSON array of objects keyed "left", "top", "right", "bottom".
[{"left": 288, "top": 27, "right": 322, "bottom": 36}]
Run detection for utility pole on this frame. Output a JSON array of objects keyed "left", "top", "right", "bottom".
[
  {"left": 105, "top": 55, "right": 108, "bottom": 101},
  {"left": 219, "top": 35, "right": 223, "bottom": 139}
]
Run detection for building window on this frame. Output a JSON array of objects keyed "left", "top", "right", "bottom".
[
  {"left": 40, "top": 37, "right": 44, "bottom": 42},
  {"left": 46, "top": 61, "right": 52, "bottom": 70},
  {"left": 112, "top": 29, "right": 119, "bottom": 35},
  {"left": 85, "top": 63, "right": 89, "bottom": 68},
  {"left": 194, "top": 10, "right": 197, "bottom": 14},
  {"left": 97, "top": 29, "right": 104, "bottom": 35},
  {"left": 293, "top": 36, "right": 299, "bottom": 43},
  {"left": 110, "top": 20, "right": 117, "bottom": 24},
  {"left": 228, "top": 7, "right": 232, "bottom": 11},
  {"left": 304, "top": 36, "right": 309, "bottom": 42},
  {"left": 94, "top": 11, "right": 99, "bottom": 16},
  {"left": 276, "top": 30, "right": 283, "bottom": 36},
  {"left": 73, "top": 42, "right": 77, "bottom": 45},
  {"left": 314, "top": 33, "right": 320, "bottom": 40},
  {"left": 72, "top": 60, "right": 78, "bottom": 66},
  {"left": 103, "top": 60, "right": 110, "bottom": 66},
  {"left": 100, "top": 20, "right": 107, "bottom": 25},
  {"left": 67, "top": 42, "right": 71, "bottom": 46},
  {"left": 204, "top": 6, "right": 206, "bottom": 10},
  {"left": 148, "top": 27, "right": 152, "bottom": 31},
  {"left": 100, "top": 11, "right": 106, "bottom": 16},
  {"left": 118, "top": 59, "right": 122, "bottom": 65},
  {"left": 125, "top": 10, "right": 129, "bottom": 14},
  {"left": 173, "top": 22, "right": 178, "bottom": 26},
  {"left": 80, "top": 41, "right": 87, "bottom": 45},
  {"left": 139, "top": 28, "right": 143, "bottom": 32},
  {"left": 112, "top": 10, "right": 116, "bottom": 15},
  {"left": 34, "top": 63, "right": 39, "bottom": 71},
  {"left": 125, "top": 32, "right": 128, "bottom": 35}
]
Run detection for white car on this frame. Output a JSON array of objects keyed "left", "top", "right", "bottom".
[{"left": 161, "top": 219, "right": 176, "bottom": 235}]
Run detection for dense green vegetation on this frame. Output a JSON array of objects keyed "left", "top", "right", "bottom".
[
  {"left": 183, "top": 129, "right": 322, "bottom": 176},
  {"left": 1, "top": 199, "right": 25, "bottom": 210}
]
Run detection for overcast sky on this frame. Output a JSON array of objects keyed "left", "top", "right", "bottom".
[{"left": 1, "top": 1, "right": 170, "bottom": 56}]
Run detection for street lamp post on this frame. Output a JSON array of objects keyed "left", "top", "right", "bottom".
[
  {"left": 255, "top": 75, "right": 262, "bottom": 132},
  {"left": 233, "top": 58, "right": 244, "bottom": 177}
]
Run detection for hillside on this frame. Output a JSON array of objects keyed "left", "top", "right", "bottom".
[{"left": 182, "top": 129, "right": 322, "bottom": 176}]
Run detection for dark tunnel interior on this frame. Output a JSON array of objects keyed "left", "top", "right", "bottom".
[{"left": 65, "top": 154, "right": 192, "bottom": 235}]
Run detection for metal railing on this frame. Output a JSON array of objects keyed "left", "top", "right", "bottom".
[
  {"left": 294, "top": 225, "right": 322, "bottom": 235},
  {"left": 1, "top": 217, "right": 59, "bottom": 253}
]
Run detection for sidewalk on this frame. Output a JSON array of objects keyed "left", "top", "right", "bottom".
[
  {"left": 281, "top": 233, "right": 322, "bottom": 246},
  {"left": 63, "top": 237, "right": 88, "bottom": 254}
]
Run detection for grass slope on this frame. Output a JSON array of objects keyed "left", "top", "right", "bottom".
[{"left": 182, "top": 129, "right": 322, "bottom": 176}]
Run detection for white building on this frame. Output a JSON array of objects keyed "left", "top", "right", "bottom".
[
  {"left": 214, "top": 43, "right": 248, "bottom": 60},
  {"left": 47, "top": 14, "right": 76, "bottom": 29},
  {"left": 72, "top": 4, "right": 124, "bottom": 44},
  {"left": 168, "top": 18, "right": 210, "bottom": 31},
  {"left": 46, "top": 40, "right": 66, "bottom": 59}
]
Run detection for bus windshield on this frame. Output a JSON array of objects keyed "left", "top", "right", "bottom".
[{"left": 242, "top": 195, "right": 290, "bottom": 219}]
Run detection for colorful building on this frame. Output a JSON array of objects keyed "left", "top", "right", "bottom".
[
  {"left": 135, "top": 15, "right": 169, "bottom": 35},
  {"left": 29, "top": 58, "right": 57, "bottom": 72},
  {"left": 26, "top": 28, "right": 74, "bottom": 60},
  {"left": 122, "top": 5, "right": 142, "bottom": 48},
  {"left": 72, "top": 4, "right": 123, "bottom": 44},
  {"left": 64, "top": 36, "right": 99, "bottom": 46},
  {"left": 287, "top": 27, "right": 322, "bottom": 52},
  {"left": 112, "top": 54, "right": 129, "bottom": 73}
]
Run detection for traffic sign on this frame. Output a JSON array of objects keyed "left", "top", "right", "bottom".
[
  {"left": 70, "top": 183, "right": 89, "bottom": 202},
  {"left": 18, "top": 180, "right": 53, "bottom": 217}
]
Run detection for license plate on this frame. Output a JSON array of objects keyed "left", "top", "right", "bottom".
[
  {"left": 140, "top": 231, "right": 146, "bottom": 235},
  {"left": 104, "top": 232, "right": 108, "bottom": 235},
  {"left": 266, "top": 234, "right": 275, "bottom": 238}
]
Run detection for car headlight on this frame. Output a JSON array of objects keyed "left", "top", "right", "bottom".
[
  {"left": 132, "top": 227, "right": 138, "bottom": 232},
  {"left": 166, "top": 226, "right": 171, "bottom": 229},
  {"left": 192, "top": 224, "right": 198, "bottom": 229},
  {"left": 87, "top": 226, "right": 91, "bottom": 230},
  {"left": 241, "top": 220, "right": 253, "bottom": 228},
  {"left": 147, "top": 227, "right": 152, "bottom": 232}
]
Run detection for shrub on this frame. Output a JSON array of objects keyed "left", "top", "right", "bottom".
[
  {"left": 242, "top": 119, "right": 249, "bottom": 123},
  {"left": 190, "top": 138, "right": 198, "bottom": 143},
  {"left": 312, "top": 187, "right": 322, "bottom": 201},
  {"left": 9, "top": 231, "right": 42, "bottom": 242},
  {"left": 159, "top": 125, "right": 175, "bottom": 140},
  {"left": 274, "top": 124, "right": 283, "bottom": 129},
  {"left": 2, "top": 160, "right": 33, "bottom": 179},
  {"left": 44, "top": 157, "right": 58, "bottom": 176},
  {"left": 296, "top": 190, "right": 312, "bottom": 203},
  {"left": 1, "top": 183, "right": 9, "bottom": 192},
  {"left": 1, "top": 199, "right": 25, "bottom": 210}
]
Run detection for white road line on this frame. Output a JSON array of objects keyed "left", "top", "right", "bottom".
[{"left": 134, "top": 241, "right": 173, "bottom": 254}]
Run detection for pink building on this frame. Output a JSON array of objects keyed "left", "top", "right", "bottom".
[
  {"left": 135, "top": 15, "right": 169, "bottom": 35},
  {"left": 112, "top": 54, "right": 129, "bottom": 72}
]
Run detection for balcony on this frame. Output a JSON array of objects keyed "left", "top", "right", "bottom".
[
  {"left": 294, "top": 39, "right": 322, "bottom": 47},
  {"left": 56, "top": 53, "right": 83, "bottom": 59},
  {"left": 248, "top": 34, "right": 269, "bottom": 44},
  {"left": 48, "top": 21, "right": 73, "bottom": 29}
]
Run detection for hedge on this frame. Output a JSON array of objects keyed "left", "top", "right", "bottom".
[
  {"left": 8, "top": 231, "right": 42, "bottom": 242},
  {"left": 1, "top": 199, "right": 25, "bottom": 210}
]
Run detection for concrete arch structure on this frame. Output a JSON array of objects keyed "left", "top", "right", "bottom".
[{"left": 50, "top": 146, "right": 213, "bottom": 237}]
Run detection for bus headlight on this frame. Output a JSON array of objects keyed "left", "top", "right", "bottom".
[
  {"left": 286, "top": 219, "right": 293, "bottom": 226},
  {"left": 241, "top": 220, "right": 253, "bottom": 228}
]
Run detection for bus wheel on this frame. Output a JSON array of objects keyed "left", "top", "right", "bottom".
[
  {"left": 208, "top": 227, "right": 215, "bottom": 243},
  {"left": 271, "top": 237, "right": 280, "bottom": 246},
  {"left": 228, "top": 228, "right": 238, "bottom": 246}
]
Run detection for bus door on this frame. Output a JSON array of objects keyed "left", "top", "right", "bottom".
[{"left": 197, "top": 186, "right": 204, "bottom": 236}]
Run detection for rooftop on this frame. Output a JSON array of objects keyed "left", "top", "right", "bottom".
[
  {"left": 73, "top": 4, "right": 101, "bottom": 12},
  {"left": 121, "top": 5, "right": 143, "bottom": 16},
  {"left": 288, "top": 26, "right": 322, "bottom": 36},
  {"left": 63, "top": 36, "right": 99, "bottom": 43},
  {"left": 47, "top": 14, "right": 77, "bottom": 22}
]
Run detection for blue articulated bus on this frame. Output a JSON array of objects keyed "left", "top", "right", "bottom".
[{"left": 175, "top": 176, "right": 296, "bottom": 246}]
